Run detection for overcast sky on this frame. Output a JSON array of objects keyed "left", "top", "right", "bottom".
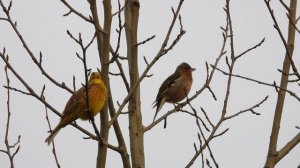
[{"left": 0, "top": 0, "right": 299, "bottom": 168}]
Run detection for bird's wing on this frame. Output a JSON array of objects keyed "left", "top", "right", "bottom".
[
  {"left": 155, "top": 71, "right": 180, "bottom": 103},
  {"left": 63, "top": 86, "right": 87, "bottom": 115}
]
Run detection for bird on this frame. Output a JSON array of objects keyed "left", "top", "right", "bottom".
[
  {"left": 45, "top": 72, "right": 107, "bottom": 145},
  {"left": 153, "top": 62, "right": 195, "bottom": 122}
]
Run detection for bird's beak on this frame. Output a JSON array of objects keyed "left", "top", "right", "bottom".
[{"left": 190, "top": 68, "right": 196, "bottom": 72}]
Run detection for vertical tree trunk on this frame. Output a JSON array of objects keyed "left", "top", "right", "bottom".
[
  {"left": 90, "top": 0, "right": 112, "bottom": 167},
  {"left": 124, "top": 0, "right": 145, "bottom": 168},
  {"left": 264, "top": 0, "right": 297, "bottom": 167}
]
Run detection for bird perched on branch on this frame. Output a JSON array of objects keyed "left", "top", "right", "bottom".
[
  {"left": 45, "top": 72, "right": 107, "bottom": 145},
  {"left": 153, "top": 62, "right": 195, "bottom": 122}
]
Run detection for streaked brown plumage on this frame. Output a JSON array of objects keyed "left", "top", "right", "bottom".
[{"left": 45, "top": 72, "right": 107, "bottom": 145}]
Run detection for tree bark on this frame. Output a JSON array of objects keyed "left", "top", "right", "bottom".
[
  {"left": 124, "top": 0, "right": 145, "bottom": 168},
  {"left": 264, "top": 0, "right": 297, "bottom": 167},
  {"left": 90, "top": 0, "right": 112, "bottom": 167}
]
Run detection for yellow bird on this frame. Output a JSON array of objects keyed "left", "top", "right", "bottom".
[{"left": 45, "top": 72, "right": 107, "bottom": 145}]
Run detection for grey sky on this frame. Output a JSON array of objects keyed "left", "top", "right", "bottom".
[{"left": 0, "top": 0, "right": 299, "bottom": 167}]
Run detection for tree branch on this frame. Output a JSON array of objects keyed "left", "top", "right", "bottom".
[
  {"left": 224, "top": 96, "right": 268, "bottom": 120},
  {"left": 264, "top": 0, "right": 298, "bottom": 167},
  {"left": 0, "top": 54, "right": 21, "bottom": 168},
  {"left": 0, "top": 1, "right": 74, "bottom": 93},
  {"left": 277, "top": 133, "right": 300, "bottom": 162}
]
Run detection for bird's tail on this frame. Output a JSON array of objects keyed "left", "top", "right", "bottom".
[
  {"left": 45, "top": 125, "right": 62, "bottom": 145},
  {"left": 152, "top": 97, "right": 166, "bottom": 122}
]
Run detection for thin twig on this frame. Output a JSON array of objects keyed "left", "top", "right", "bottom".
[
  {"left": 146, "top": 2, "right": 229, "bottom": 132},
  {"left": 0, "top": 1, "right": 73, "bottom": 93},
  {"left": 43, "top": 95, "right": 61, "bottom": 168},
  {"left": 212, "top": 128, "right": 229, "bottom": 139},
  {"left": 109, "top": 0, "right": 130, "bottom": 93},
  {"left": 161, "top": 29, "right": 186, "bottom": 56},
  {"left": 187, "top": 101, "right": 219, "bottom": 168},
  {"left": 224, "top": 96, "right": 268, "bottom": 120},
  {"left": 180, "top": 109, "right": 210, "bottom": 132},
  {"left": 107, "top": 81, "right": 131, "bottom": 167},
  {"left": 186, "top": 1, "right": 265, "bottom": 166},
  {"left": 0, "top": 51, "right": 117, "bottom": 151},
  {"left": 263, "top": 0, "right": 299, "bottom": 166},
  {"left": 200, "top": 107, "right": 214, "bottom": 128},
  {"left": 286, "top": 13, "right": 300, "bottom": 34},
  {"left": 134, "top": 35, "right": 155, "bottom": 47},
  {"left": 3, "top": 86, "right": 31, "bottom": 95},
  {"left": 0, "top": 54, "right": 21, "bottom": 168},
  {"left": 279, "top": 0, "right": 290, "bottom": 12},
  {"left": 112, "top": 5, "right": 125, "bottom": 17},
  {"left": 206, "top": 85, "right": 217, "bottom": 101},
  {"left": 70, "top": 29, "right": 104, "bottom": 145},
  {"left": 60, "top": 0, "right": 93, "bottom": 23},
  {"left": 109, "top": 0, "right": 187, "bottom": 127},
  {"left": 264, "top": 0, "right": 300, "bottom": 80},
  {"left": 198, "top": 133, "right": 204, "bottom": 168},
  {"left": 212, "top": 65, "right": 300, "bottom": 101},
  {"left": 236, "top": 38, "right": 265, "bottom": 59}
]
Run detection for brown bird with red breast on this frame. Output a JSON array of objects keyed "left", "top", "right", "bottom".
[{"left": 153, "top": 62, "right": 195, "bottom": 122}]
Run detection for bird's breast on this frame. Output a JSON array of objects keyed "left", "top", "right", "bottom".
[
  {"left": 167, "top": 75, "right": 193, "bottom": 103},
  {"left": 88, "top": 84, "right": 107, "bottom": 116}
]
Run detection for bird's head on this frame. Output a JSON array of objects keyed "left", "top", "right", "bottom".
[
  {"left": 89, "top": 72, "right": 102, "bottom": 81},
  {"left": 176, "top": 62, "right": 196, "bottom": 73}
]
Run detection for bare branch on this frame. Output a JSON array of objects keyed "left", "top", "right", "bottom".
[
  {"left": 286, "top": 13, "right": 300, "bottom": 34},
  {"left": 226, "top": 0, "right": 235, "bottom": 61},
  {"left": 212, "top": 65, "right": 300, "bottom": 101},
  {"left": 279, "top": 0, "right": 290, "bottom": 12},
  {"left": 277, "top": 133, "right": 300, "bottom": 162},
  {"left": 200, "top": 107, "right": 214, "bottom": 128},
  {"left": 206, "top": 159, "right": 213, "bottom": 168},
  {"left": 296, "top": 15, "right": 300, "bottom": 23},
  {"left": 180, "top": 109, "right": 210, "bottom": 132},
  {"left": 43, "top": 96, "right": 61, "bottom": 168},
  {"left": 150, "top": 8, "right": 230, "bottom": 166},
  {"left": 112, "top": 5, "right": 125, "bottom": 17},
  {"left": 264, "top": 0, "right": 300, "bottom": 80},
  {"left": 264, "top": 0, "right": 298, "bottom": 167},
  {"left": 134, "top": 35, "right": 155, "bottom": 47},
  {"left": 109, "top": 0, "right": 124, "bottom": 64},
  {"left": 198, "top": 133, "right": 205, "bottom": 168},
  {"left": 109, "top": 0, "right": 187, "bottom": 126},
  {"left": 71, "top": 27, "right": 103, "bottom": 145},
  {"left": 206, "top": 85, "right": 217, "bottom": 101},
  {"left": 161, "top": 29, "right": 186, "bottom": 56},
  {"left": 187, "top": 101, "right": 219, "bottom": 168},
  {"left": 178, "top": 14, "right": 184, "bottom": 31},
  {"left": 3, "top": 86, "right": 31, "bottom": 96},
  {"left": 72, "top": 75, "right": 76, "bottom": 92},
  {"left": 236, "top": 38, "right": 265, "bottom": 59},
  {"left": 7, "top": 1, "right": 12, "bottom": 12},
  {"left": 63, "top": 10, "right": 72, "bottom": 17},
  {"left": 186, "top": 1, "right": 259, "bottom": 166},
  {"left": 145, "top": 106, "right": 182, "bottom": 132},
  {"left": 212, "top": 128, "right": 229, "bottom": 139},
  {"left": 60, "top": 0, "right": 93, "bottom": 23},
  {"left": 106, "top": 80, "right": 131, "bottom": 167},
  {"left": 143, "top": 56, "right": 149, "bottom": 66},
  {"left": 0, "top": 1, "right": 74, "bottom": 93},
  {"left": 0, "top": 55, "right": 21, "bottom": 168},
  {"left": 225, "top": 96, "right": 268, "bottom": 120},
  {"left": 0, "top": 51, "right": 111, "bottom": 144}
]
